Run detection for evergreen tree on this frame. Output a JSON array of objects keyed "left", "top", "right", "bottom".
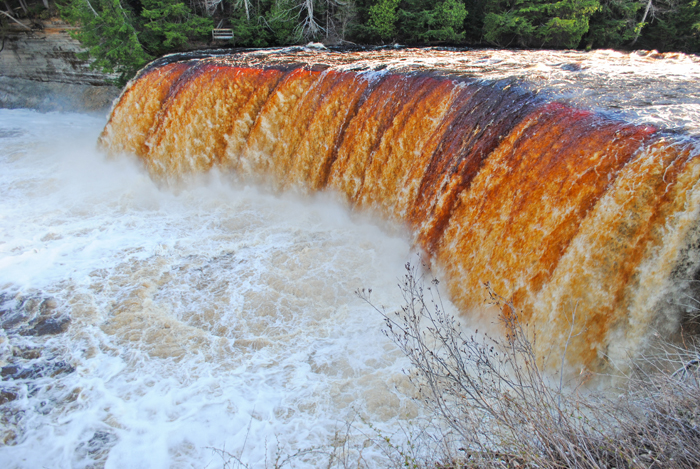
[
  {"left": 227, "top": 0, "right": 273, "bottom": 47},
  {"left": 266, "top": 0, "right": 299, "bottom": 43},
  {"left": 585, "top": 0, "right": 640, "bottom": 48},
  {"left": 462, "top": 0, "right": 488, "bottom": 42},
  {"left": 427, "top": 0, "right": 468, "bottom": 41},
  {"left": 58, "top": 0, "right": 153, "bottom": 85},
  {"left": 230, "top": 10, "right": 271, "bottom": 46},
  {"left": 57, "top": 0, "right": 700, "bottom": 82},
  {"left": 396, "top": 0, "right": 467, "bottom": 43},
  {"left": 139, "top": 0, "right": 212, "bottom": 55},
  {"left": 229, "top": 0, "right": 354, "bottom": 46},
  {"left": 635, "top": 0, "right": 700, "bottom": 52},
  {"left": 368, "top": 0, "right": 400, "bottom": 40},
  {"left": 483, "top": 0, "right": 601, "bottom": 48}
]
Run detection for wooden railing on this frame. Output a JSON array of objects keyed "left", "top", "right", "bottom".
[{"left": 212, "top": 29, "right": 233, "bottom": 40}]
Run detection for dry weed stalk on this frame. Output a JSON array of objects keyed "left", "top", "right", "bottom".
[
  {"left": 610, "top": 340, "right": 700, "bottom": 468},
  {"left": 357, "top": 262, "right": 700, "bottom": 468}
]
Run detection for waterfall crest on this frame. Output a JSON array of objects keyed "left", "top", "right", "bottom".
[{"left": 100, "top": 53, "right": 700, "bottom": 371}]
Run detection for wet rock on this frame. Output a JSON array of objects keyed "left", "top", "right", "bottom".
[
  {"left": 12, "top": 347, "right": 42, "bottom": 361},
  {"left": 1, "top": 359, "right": 74, "bottom": 381},
  {"left": 561, "top": 62, "right": 584, "bottom": 72},
  {"left": 20, "top": 316, "right": 70, "bottom": 337},
  {"left": 0, "top": 366, "right": 20, "bottom": 379},
  {"left": 74, "top": 430, "right": 118, "bottom": 465},
  {"left": 0, "top": 293, "right": 70, "bottom": 336},
  {"left": 0, "top": 390, "right": 18, "bottom": 405},
  {"left": 0, "top": 77, "right": 120, "bottom": 112},
  {"left": 87, "top": 431, "right": 118, "bottom": 455}
]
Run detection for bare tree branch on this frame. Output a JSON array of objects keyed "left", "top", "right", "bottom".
[{"left": 0, "top": 10, "right": 31, "bottom": 29}]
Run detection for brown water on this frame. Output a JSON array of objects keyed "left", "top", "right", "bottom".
[
  {"left": 101, "top": 47, "right": 700, "bottom": 373},
  {"left": 0, "top": 110, "right": 419, "bottom": 467},
  {"left": 3, "top": 48, "right": 700, "bottom": 468}
]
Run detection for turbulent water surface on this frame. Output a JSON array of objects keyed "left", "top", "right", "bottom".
[
  {"left": 3, "top": 47, "right": 700, "bottom": 468},
  {"left": 0, "top": 109, "right": 422, "bottom": 467}
]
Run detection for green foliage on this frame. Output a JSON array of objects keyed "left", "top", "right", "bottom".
[
  {"left": 266, "top": 0, "right": 300, "bottom": 44},
  {"left": 58, "top": 0, "right": 209, "bottom": 85},
  {"left": 139, "top": 0, "right": 212, "bottom": 55},
  {"left": 227, "top": 0, "right": 273, "bottom": 47},
  {"left": 484, "top": 0, "right": 601, "bottom": 48},
  {"left": 27, "top": 2, "right": 51, "bottom": 19},
  {"left": 57, "top": 0, "right": 153, "bottom": 86},
  {"left": 229, "top": 0, "right": 329, "bottom": 47},
  {"left": 461, "top": 0, "right": 488, "bottom": 41},
  {"left": 56, "top": 0, "right": 700, "bottom": 81},
  {"left": 395, "top": 0, "right": 434, "bottom": 42},
  {"left": 584, "top": 0, "right": 640, "bottom": 48},
  {"left": 230, "top": 12, "right": 271, "bottom": 47},
  {"left": 432, "top": 0, "right": 468, "bottom": 39},
  {"left": 397, "top": 0, "right": 468, "bottom": 43},
  {"left": 636, "top": 0, "right": 700, "bottom": 53},
  {"left": 368, "top": 0, "right": 400, "bottom": 40}
]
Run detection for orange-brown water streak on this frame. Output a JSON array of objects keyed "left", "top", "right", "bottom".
[{"left": 100, "top": 57, "right": 700, "bottom": 372}]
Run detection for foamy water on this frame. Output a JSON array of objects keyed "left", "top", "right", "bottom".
[
  {"left": 166, "top": 47, "right": 700, "bottom": 136},
  {"left": 0, "top": 109, "right": 425, "bottom": 467}
]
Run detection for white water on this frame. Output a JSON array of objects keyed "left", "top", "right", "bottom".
[
  {"left": 208, "top": 47, "right": 700, "bottom": 136},
  {"left": 0, "top": 109, "right": 425, "bottom": 468}
]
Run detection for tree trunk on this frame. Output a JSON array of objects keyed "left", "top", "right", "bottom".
[
  {"left": 0, "top": 10, "right": 31, "bottom": 28},
  {"left": 631, "top": 0, "right": 653, "bottom": 45}
]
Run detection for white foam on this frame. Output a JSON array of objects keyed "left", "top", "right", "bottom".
[{"left": 0, "top": 109, "right": 423, "bottom": 467}]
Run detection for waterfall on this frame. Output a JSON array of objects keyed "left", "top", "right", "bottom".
[{"left": 100, "top": 52, "right": 700, "bottom": 372}]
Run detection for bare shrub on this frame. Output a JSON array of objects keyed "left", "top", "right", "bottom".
[
  {"left": 610, "top": 340, "right": 700, "bottom": 468},
  {"left": 209, "top": 416, "right": 439, "bottom": 469},
  {"left": 357, "top": 262, "right": 700, "bottom": 468}
]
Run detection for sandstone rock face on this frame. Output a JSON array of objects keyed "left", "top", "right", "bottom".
[{"left": 0, "top": 19, "right": 120, "bottom": 112}]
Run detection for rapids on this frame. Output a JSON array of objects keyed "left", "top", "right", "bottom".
[{"left": 0, "top": 109, "right": 421, "bottom": 467}]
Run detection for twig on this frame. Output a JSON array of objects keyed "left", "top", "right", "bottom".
[
  {"left": 0, "top": 10, "right": 31, "bottom": 30},
  {"left": 671, "top": 358, "right": 700, "bottom": 379}
]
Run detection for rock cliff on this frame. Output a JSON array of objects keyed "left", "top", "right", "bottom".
[{"left": 0, "top": 18, "right": 120, "bottom": 112}]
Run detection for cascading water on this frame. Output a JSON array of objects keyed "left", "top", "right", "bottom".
[
  {"left": 2, "top": 48, "right": 700, "bottom": 467},
  {"left": 101, "top": 48, "right": 700, "bottom": 372}
]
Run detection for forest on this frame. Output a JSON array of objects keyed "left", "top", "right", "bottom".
[{"left": 3, "top": 0, "right": 700, "bottom": 86}]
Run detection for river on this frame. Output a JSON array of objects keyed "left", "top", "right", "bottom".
[{"left": 0, "top": 109, "right": 424, "bottom": 467}]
